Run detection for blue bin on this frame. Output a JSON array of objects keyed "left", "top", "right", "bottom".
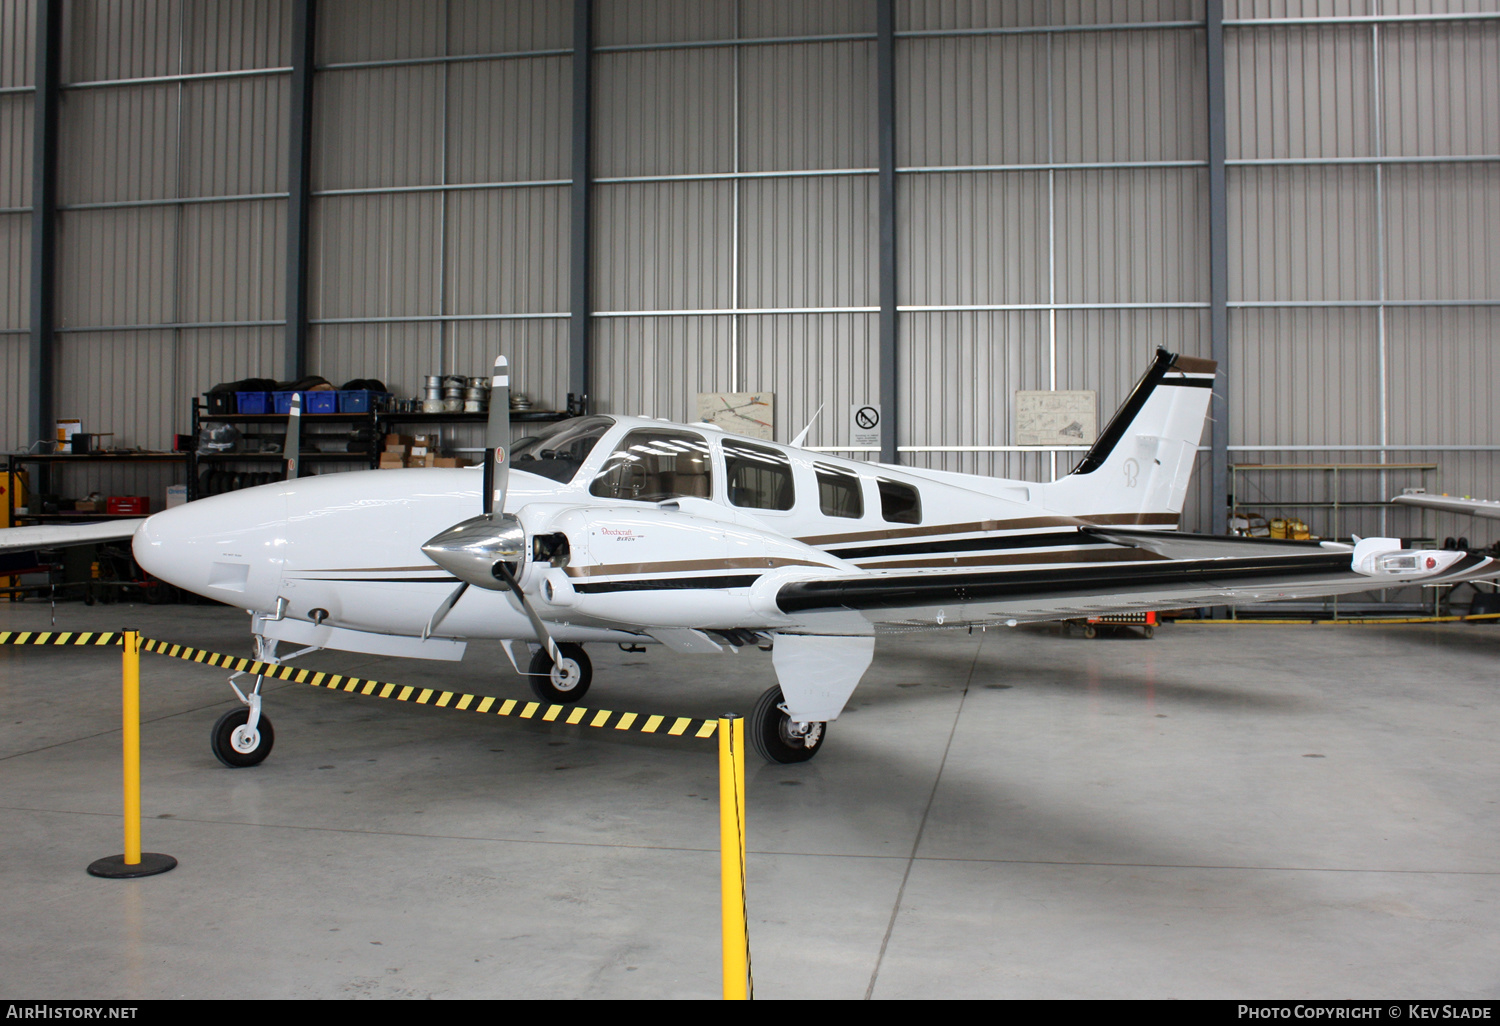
[
  {"left": 273, "top": 390, "right": 338, "bottom": 414},
  {"left": 337, "top": 390, "right": 391, "bottom": 413},
  {"left": 235, "top": 392, "right": 272, "bottom": 415}
]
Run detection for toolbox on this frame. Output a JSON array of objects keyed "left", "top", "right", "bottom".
[{"left": 106, "top": 496, "right": 149, "bottom": 515}]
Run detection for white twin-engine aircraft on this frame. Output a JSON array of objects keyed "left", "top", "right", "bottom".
[{"left": 22, "top": 349, "right": 1498, "bottom": 767}]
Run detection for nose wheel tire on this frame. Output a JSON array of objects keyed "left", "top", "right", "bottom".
[
  {"left": 750, "top": 684, "right": 826, "bottom": 764},
  {"left": 527, "top": 643, "right": 592, "bottom": 704},
  {"left": 210, "top": 707, "right": 275, "bottom": 768}
]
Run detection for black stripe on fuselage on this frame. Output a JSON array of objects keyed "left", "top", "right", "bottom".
[
  {"left": 827, "top": 529, "right": 1110, "bottom": 561},
  {"left": 573, "top": 575, "right": 762, "bottom": 594},
  {"left": 776, "top": 551, "right": 1358, "bottom": 614}
]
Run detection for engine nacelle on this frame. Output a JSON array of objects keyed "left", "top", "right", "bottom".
[{"left": 523, "top": 503, "right": 854, "bottom": 629}]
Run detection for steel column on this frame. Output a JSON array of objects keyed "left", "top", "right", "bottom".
[
  {"left": 285, "top": 0, "right": 317, "bottom": 383},
  {"left": 28, "top": 0, "right": 60, "bottom": 450},
  {"left": 568, "top": 0, "right": 593, "bottom": 413},
  {"left": 1207, "top": 0, "right": 1230, "bottom": 535},
  {"left": 877, "top": 0, "right": 898, "bottom": 465}
]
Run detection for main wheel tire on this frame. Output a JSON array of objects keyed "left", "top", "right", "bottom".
[
  {"left": 749, "top": 685, "right": 826, "bottom": 764},
  {"left": 210, "top": 708, "right": 275, "bottom": 768},
  {"left": 527, "top": 643, "right": 592, "bottom": 703}
]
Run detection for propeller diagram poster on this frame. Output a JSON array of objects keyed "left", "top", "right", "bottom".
[
  {"left": 697, "top": 393, "right": 774, "bottom": 439},
  {"left": 1015, "top": 390, "right": 1097, "bottom": 446}
]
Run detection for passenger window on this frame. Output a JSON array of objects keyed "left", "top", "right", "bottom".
[
  {"left": 724, "top": 441, "right": 794, "bottom": 511},
  {"left": 878, "top": 479, "right": 921, "bottom": 524},
  {"left": 815, "top": 463, "right": 863, "bottom": 519},
  {"left": 589, "top": 429, "right": 713, "bottom": 502}
]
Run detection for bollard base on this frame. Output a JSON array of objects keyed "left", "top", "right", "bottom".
[{"left": 87, "top": 853, "right": 177, "bottom": 879}]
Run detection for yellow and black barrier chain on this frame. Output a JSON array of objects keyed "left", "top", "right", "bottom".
[{"left": 0, "top": 630, "right": 720, "bottom": 741}]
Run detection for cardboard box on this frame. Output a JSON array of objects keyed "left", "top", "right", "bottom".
[
  {"left": 384, "top": 434, "right": 414, "bottom": 448},
  {"left": 166, "top": 484, "right": 187, "bottom": 508},
  {"left": 409, "top": 446, "right": 429, "bottom": 457}
]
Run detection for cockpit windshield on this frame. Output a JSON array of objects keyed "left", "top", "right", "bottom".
[{"left": 510, "top": 416, "right": 615, "bottom": 485}]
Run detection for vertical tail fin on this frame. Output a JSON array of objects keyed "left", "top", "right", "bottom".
[{"left": 1039, "top": 348, "right": 1216, "bottom": 525}]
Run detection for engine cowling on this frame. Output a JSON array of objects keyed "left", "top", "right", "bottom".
[{"left": 521, "top": 503, "right": 854, "bottom": 630}]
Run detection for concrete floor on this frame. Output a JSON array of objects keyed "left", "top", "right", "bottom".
[{"left": 0, "top": 598, "right": 1497, "bottom": 1000}]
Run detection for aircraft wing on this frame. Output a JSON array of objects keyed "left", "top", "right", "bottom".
[
  {"left": 1390, "top": 493, "right": 1500, "bottom": 520},
  {"left": 775, "top": 533, "right": 1497, "bottom": 628},
  {"left": 0, "top": 519, "right": 146, "bottom": 554}
]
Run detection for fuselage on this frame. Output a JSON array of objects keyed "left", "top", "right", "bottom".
[{"left": 132, "top": 415, "right": 1181, "bottom": 646}]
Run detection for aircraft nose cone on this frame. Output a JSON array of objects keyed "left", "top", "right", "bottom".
[
  {"left": 421, "top": 514, "right": 525, "bottom": 591},
  {"left": 132, "top": 488, "right": 287, "bottom": 606}
]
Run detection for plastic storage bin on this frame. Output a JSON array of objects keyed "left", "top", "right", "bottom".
[
  {"left": 337, "top": 390, "right": 391, "bottom": 413},
  {"left": 273, "top": 390, "right": 338, "bottom": 414},
  {"left": 235, "top": 391, "right": 272, "bottom": 415}
]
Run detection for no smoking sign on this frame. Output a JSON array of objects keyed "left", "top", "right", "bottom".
[{"left": 851, "top": 404, "right": 882, "bottom": 448}]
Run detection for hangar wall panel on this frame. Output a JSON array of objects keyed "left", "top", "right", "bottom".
[
  {"left": 445, "top": 187, "right": 569, "bottom": 316},
  {"left": 898, "top": 172, "right": 1047, "bottom": 306},
  {"left": 1052, "top": 29, "right": 1206, "bottom": 164},
  {"left": 309, "top": 193, "right": 441, "bottom": 320},
  {"left": 177, "top": 326, "right": 284, "bottom": 401},
  {"left": 1225, "top": 25, "right": 1373, "bottom": 160},
  {"left": 594, "top": 0, "right": 737, "bottom": 47},
  {"left": 447, "top": 0, "right": 572, "bottom": 55},
  {"left": 897, "top": 1, "right": 1205, "bottom": 31},
  {"left": 58, "top": 207, "right": 177, "bottom": 327},
  {"left": 179, "top": 75, "right": 289, "bottom": 197},
  {"left": 740, "top": 42, "right": 876, "bottom": 172},
  {"left": 0, "top": 213, "right": 27, "bottom": 332},
  {"left": 594, "top": 48, "right": 733, "bottom": 178},
  {"left": 741, "top": 175, "right": 876, "bottom": 308},
  {"left": 0, "top": 94, "right": 31, "bottom": 209},
  {"left": 897, "top": 35, "right": 1048, "bottom": 167},
  {"left": 0, "top": 335, "right": 25, "bottom": 449},
  {"left": 315, "top": 0, "right": 444, "bottom": 63},
  {"left": 1, "top": 0, "right": 35, "bottom": 88},
  {"left": 448, "top": 318, "right": 570, "bottom": 412},
  {"left": 1382, "top": 20, "right": 1500, "bottom": 157},
  {"left": 591, "top": 316, "right": 734, "bottom": 423},
  {"left": 1228, "top": 166, "right": 1379, "bottom": 301},
  {"left": 59, "top": 83, "right": 177, "bottom": 204},
  {"left": 448, "top": 55, "right": 572, "bottom": 184},
  {"left": 1056, "top": 168, "right": 1208, "bottom": 303},
  {"left": 741, "top": 0, "right": 876, "bottom": 36},
  {"left": 60, "top": 0, "right": 180, "bottom": 82},
  {"left": 309, "top": 322, "right": 439, "bottom": 403},
  {"left": 178, "top": 199, "right": 285, "bottom": 324},
  {"left": 55, "top": 331, "right": 177, "bottom": 449},
  {"left": 593, "top": 181, "right": 732, "bottom": 312},
  {"left": 1384, "top": 164, "right": 1500, "bottom": 302},
  {"left": 312, "top": 66, "right": 443, "bottom": 190},
  {"left": 738, "top": 313, "right": 878, "bottom": 453},
  {"left": 897, "top": 311, "right": 1051, "bottom": 482}
]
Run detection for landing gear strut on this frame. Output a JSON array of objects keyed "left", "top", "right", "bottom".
[
  {"left": 749, "top": 684, "right": 826, "bottom": 764},
  {"left": 528, "top": 643, "right": 592, "bottom": 703}
]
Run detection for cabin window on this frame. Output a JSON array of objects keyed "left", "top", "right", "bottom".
[
  {"left": 724, "top": 441, "right": 794, "bottom": 511},
  {"left": 878, "top": 479, "right": 922, "bottom": 524},
  {"left": 815, "top": 463, "right": 863, "bottom": 519},
  {"left": 589, "top": 429, "right": 713, "bottom": 502},
  {"left": 510, "top": 416, "right": 614, "bottom": 485}
]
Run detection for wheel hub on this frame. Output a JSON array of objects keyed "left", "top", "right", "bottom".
[
  {"left": 230, "top": 724, "right": 260, "bottom": 753},
  {"left": 550, "top": 659, "right": 580, "bottom": 692}
]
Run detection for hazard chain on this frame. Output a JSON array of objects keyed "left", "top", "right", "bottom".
[{"left": 0, "top": 630, "right": 720, "bottom": 740}]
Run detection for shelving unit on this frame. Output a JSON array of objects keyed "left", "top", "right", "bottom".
[
  {"left": 190, "top": 400, "right": 573, "bottom": 497},
  {"left": 1229, "top": 463, "right": 1440, "bottom": 543},
  {"left": 3, "top": 451, "right": 190, "bottom": 602}
]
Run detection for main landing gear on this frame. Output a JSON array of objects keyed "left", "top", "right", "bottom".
[
  {"left": 210, "top": 705, "right": 275, "bottom": 768},
  {"left": 528, "top": 642, "right": 593, "bottom": 703},
  {"left": 750, "top": 684, "right": 826, "bottom": 764}
]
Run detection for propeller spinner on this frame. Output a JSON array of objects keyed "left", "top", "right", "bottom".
[{"left": 419, "top": 357, "right": 563, "bottom": 666}]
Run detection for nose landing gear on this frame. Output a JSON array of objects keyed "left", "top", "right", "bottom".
[{"left": 527, "top": 642, "right": 593, "bottom": 703}]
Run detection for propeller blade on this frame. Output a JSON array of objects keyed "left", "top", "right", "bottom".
[
  {"left": 285, "top": 391, "right": 302, "bottom": 480},
  {"left": 494, "top": 561, "right": 561, "bottom": 667},
  {"left": 423, "top": 581, "right": 468, "bottom": 641},
  {"left": 485, "top": 355, "right": 510, "bottom": 517}
]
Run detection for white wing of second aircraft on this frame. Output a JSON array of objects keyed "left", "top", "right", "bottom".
[
  {"left": 1391, "top": 493, "right": 1500, "bottom": 521},
  {"left": 0, "top": 519, "right": 146, "bottom": 554}
]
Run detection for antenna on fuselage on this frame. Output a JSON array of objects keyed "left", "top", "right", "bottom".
[{"left": 790, "top": 404, "right": 825, "bottom": 448}]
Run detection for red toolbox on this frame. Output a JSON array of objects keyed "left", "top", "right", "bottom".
[{"left": 106, "top": 496, "right": 149, "bottom": 515}]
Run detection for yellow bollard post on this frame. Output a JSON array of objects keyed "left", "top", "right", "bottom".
[
  {"left": 719, "top": 715, "right": 751, "bottom": 1000},
  {"left": 88, "top": 630, "right": 176, "bottom": 879}
]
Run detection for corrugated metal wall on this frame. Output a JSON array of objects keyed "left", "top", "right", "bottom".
[
  {"left": 1, "top": 0, "right": 34, "bottom": 449},
  {"left": 9, "top": 0, "right": 1500, "bottom": 560}
]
